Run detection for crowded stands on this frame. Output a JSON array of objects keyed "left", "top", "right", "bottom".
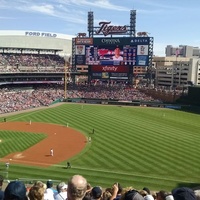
[
  {"left": 0, "top": 84, "right": 161, "bottom": 114},
  {"left": 0, "top": 53, "right": 65, "bottom": 72},
  {"left": 0, "top": 174, "right": 199, "bottom": 200}
]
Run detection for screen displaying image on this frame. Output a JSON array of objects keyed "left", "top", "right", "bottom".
[
  {"left": 85, "top": 44, "right": 147, "bottom": 66},
  {"left": 73, "top": 37, "right": 151, "bottom": 67},
  {"left": 86, "top": 45, "right": 124, "bottom": 66},
  {"left": 76, "top": 45, "right": 85, "bottom": 55}
]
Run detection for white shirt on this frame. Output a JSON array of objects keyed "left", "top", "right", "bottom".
[
  {"left": 112, "top": 55, "right": 123, "bottom": 61},
  {"left": 55, "top": 191, "right": 67, "bottom": 200},
  {"left": 44, "top": 188, "right": 55, "bottom": 200}
]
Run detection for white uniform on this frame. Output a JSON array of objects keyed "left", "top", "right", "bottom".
[{"left": 50, "top": 149, "right": 54, "bottom": 156}]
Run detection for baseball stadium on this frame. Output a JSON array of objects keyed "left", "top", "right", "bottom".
[{"left": 0, "top": 13, "right": 200, "bottom": 198}]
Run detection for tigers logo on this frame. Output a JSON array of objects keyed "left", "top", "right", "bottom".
[{"left": 96, "top": 21, "right": 127, "bottom": 36}]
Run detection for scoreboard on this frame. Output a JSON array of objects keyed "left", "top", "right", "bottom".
[
  {"left": 73, "top": 36, "right": 152, "bottom": 82},
  {"left": 74, "top": 37, "right": 151, "bottom": 67}
]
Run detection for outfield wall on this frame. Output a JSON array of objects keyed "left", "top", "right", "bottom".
[{"left": 63, "top": 98, "right": 182, "bottom": 109}]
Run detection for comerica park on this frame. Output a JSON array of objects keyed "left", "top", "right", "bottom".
[{"left": 0, "top": 8, "right": 200, "bottom": 200}]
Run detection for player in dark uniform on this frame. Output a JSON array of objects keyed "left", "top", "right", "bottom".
[{"left": 67, "top": 162, "right": 71, "bottom": 168}]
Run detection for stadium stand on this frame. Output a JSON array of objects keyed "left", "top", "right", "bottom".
[{"left": 1, "top": 174, "right": 198, "bottom": 200}]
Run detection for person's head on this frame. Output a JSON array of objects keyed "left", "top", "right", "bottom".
[
  {"left": 114, "top": 48, "right": 120, "bottom": 56},
  {"left": 76, "top": 45, "right": 84, "bottom": 55},
  {"left": 4, "top": 181, "right": 27, "bottom": 200},
  {"left": 46, "top": 180, "right": 53, "bottom": 189},
  {"left": 102, "top": 191, "right": 112, "bottom": 200},
  {"left": 194, "top": 190, "right": 200, "bottom": 200},
  {"left": 67, "top": 175, "right": 88, "bottom": 200},
  {"left": 156, "top": 191, "right": 169, "bottom": 200},
  {"left": 139, "top": 190, "right": 148, "bottom": 197},
  {"left": 57, "top": 182, "right": 68, "bottom": 193},
  {"left": 172, "top": 187, "right": 196, "bottom": 200},
  {"left": 143, "top": 188, "right": 150, "bottom": 195},
  {"left": 124, "top": 190, "right": 144, "bottom": 200},
  {"left": 91, "top": 187, "right": 102, "bottom": 200},
  {"left": 28, "top": 181, "right": 46, "bottom": 200}
]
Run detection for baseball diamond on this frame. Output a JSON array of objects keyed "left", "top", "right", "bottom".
[{"left": 0, "top": 121, "right": 86, "bottom": 167}]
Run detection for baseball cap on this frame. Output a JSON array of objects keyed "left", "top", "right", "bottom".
[
  {"left": 172, "top": 187, "right": 196, "bottom": 200},
  {"left": 125, "top": 190, "right": 144, "bottom": 200},
  {"left": 46, "top": 180, "right": 53, "bottom": 188},
  {"left": 91, "top": 186, "right": 102, "bottom": 199},
  {"left": 4, "top": 181, "right": 27, "bottom": 200}
]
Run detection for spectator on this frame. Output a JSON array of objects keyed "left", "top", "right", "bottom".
[
  {"left": 91, "top": 186, "right": 102, "bottom": 200},
  {"left": 28, "top": 181, "right": 46, "bottom": 200},
  {"left": 55, "top": 182, "right": 68, "bottom": 200},
  {"left": 144, "top": 195, "right": 154, "bottom": 200},
  {"left": 67, "top": 175, "right": 88, "bottom": 200},
  {"left": 110, "top": 183, "right": 123, "bottom": 200},
  {"left": 194, "top": 190, "right": 200, "bottom": 200},
  {"left": 102, "top": 190, "right": 112, "bottom": 200},
  {"left": 172, "top": 187, "right": 196, "bottom": 200},
  {"left": 0, "top": 175, "right": 4, "bottom": 200},
  {"left": 139, "top": 190, "right": 148, "bottom": 197},
  {"left": 124, "top": 190, "right": 144, "bottom": 200},
  {"left": 44, "top": 180, "right": 57, "bottom": 200},
  {"left": 156, "top": 190, "right": 170, "bottom": 200},
  {"left": 143, "top": 188, "right": 150, "bottom": 195},
  {"left": 4, "top": 181, "right": 27, "bottom": 200}
]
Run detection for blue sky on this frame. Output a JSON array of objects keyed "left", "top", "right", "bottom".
[{"left": 0, "top": 0, "right": 199, "bottom": 56}]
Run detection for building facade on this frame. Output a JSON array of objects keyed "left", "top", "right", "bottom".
[
  {"left": 153, "top": 56, "right": 200, "bottom": 87},
  {"left": 0, "top": 30, "right": 73, "bottom": 57},
  {"left": 165, "top": 45, "right": 200, "bottom": 57}
]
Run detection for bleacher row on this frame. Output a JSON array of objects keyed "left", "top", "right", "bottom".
[
  {"left": 0, "top": 84, "right": 162, "bottom": 115},
  {"left": 0, "top": 174, "right": 200, "bottom": 200},
  {"left": 0, "top": 53, "right": 65, "bottom": 68}
]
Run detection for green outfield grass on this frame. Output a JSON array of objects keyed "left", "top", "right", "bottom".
[{"left": 0, "top": 103, "right": 200, "bottom": 191}]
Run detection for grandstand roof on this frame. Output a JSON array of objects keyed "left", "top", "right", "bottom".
[
  {"left": 0, "top": 30, "right": 73, "bottom": 56},
  {"left": 0, "top": 30, "right": 74, "bottom": 40}
]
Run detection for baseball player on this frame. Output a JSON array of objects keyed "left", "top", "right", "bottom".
[{"left": 50, "top": 148, "right": 54, "bottom": 156}]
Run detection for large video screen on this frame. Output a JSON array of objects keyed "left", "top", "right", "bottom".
[{"left": 74, "top": 37, "right": 151, "bottom": 66}]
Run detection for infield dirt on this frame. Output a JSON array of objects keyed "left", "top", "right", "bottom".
[{"left": 0, "top": 121, "right": 86, "bottom": 167}]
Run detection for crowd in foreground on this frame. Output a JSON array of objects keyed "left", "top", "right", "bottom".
[
  {"left": 0, "top": 84, "right": 161, "bottom": 114},
  {"left": 0, "top": 174, "right": 200, "bottom": 200}
]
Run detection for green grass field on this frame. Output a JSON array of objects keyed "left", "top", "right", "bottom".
[{"left": 0, "top": 103, "right": 200, "bottom": 191}]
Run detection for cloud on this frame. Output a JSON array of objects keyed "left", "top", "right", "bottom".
[
  {"left": 57, "top": 0, "right": 129, "bottom": 11},
  {"left": 29, "top": 4, "right": 55, "bottom": 15},
  {"left": 0, "top": 0, "right": 130, "bottom": 24}
]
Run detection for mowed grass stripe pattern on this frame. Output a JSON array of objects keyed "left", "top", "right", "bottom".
[
  {"left": 0, "top": 131, "right": 46, "bottom": 157},
  {"left": 1, "top": 104, "right": 200, "bottom": 191}
]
